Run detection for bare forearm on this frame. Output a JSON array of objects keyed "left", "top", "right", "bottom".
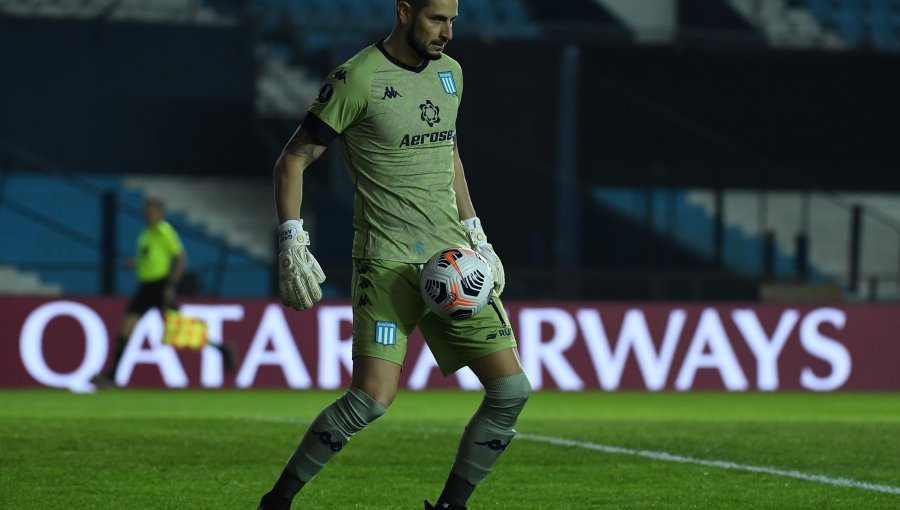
[
  {"left": 168, "top": 253, "right": 186, "bottom": 285},
  {"left": 452, "top": 140, "right": 477, "bottom": 220},
  {"left": 275, "top": 153, "right": 306, "bottom": 223},
  {"left": 274, "top": 127, "right": 326, "bottom": 223}
]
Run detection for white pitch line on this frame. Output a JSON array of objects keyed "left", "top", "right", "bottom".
[
  {"left": 247, "top": 416, "right": 900, "bottom": 496},
  {"left": 518, "top": 433, "right": 900, "bottom": 496}
]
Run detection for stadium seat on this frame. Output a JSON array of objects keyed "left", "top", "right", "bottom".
[
  {"left": 0, "top": 172, "right": 272, "bottom": 297},
  {"left": 804, "top": 0, "right": 900, "bottom": 50}
]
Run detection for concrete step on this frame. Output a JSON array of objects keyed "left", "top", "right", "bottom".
[
  {"left": 0, "top": 264, "right": 63, "bottom": 295},
  {"left": 122, "top": 175, "right": 275, "bottom": 262}
]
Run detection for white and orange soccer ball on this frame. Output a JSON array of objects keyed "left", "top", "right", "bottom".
[{"left": 420, "top": 246, "right": 494, "bottom": 320}]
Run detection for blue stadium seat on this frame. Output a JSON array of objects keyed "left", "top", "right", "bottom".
[
  {"left": 833, "top": 0, "right": 866, "bottom": 43},
  {"left": 0, "top": 172, "right": 271, "bottom": 297},
  {"left": 867, "top": 0, "right": 900, "bottom": 49},
  {"left": 805, "top": 0, "right": 900, "bottom": 50},
  {"left": 591, "top": 187, "right": 819, "bottom": 280},
  {"left": 806, "top": 0, "right": 832, "bottom": 19},
  {"left": 460, "top": 0, "right": 497, "bottom": 25},
  {"left": 496, "top": 0, "right": 529, "bottom": 24}
]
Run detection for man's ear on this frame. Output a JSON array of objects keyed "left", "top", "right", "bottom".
[{"left": 397, "top": 1, "right": 414, "bottom": 24}]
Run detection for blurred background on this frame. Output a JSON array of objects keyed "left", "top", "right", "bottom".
[{"left": 1, "top": 0, "right": 899, "bottom": 304}]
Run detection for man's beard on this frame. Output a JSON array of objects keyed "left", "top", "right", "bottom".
[{"left": 406, "top": 18, "right": 443, "bottom": 61}]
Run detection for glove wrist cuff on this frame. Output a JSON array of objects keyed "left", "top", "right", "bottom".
[
  {"left": 460, "top": 216, "right": 488, "bottom": 246},
  {"left": 280, "top": 219, "right": 303, "bottom": 229},
  {"left": 278, "top": 219, "right": 309, "bottom": 249}
]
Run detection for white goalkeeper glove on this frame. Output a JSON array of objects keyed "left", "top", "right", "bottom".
[
  {"left": 460, "top": 216, "right": 505, "bottom": 296},
  {"left": 277, "top": 220, "right": 326, "bottom": 311}
]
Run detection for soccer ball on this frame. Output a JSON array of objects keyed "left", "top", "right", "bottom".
[{"left": 420, "top": 246, "right": 494, "bottom": 320}]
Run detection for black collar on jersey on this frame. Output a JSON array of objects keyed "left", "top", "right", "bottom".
[{"left": 376, "top": 39, "right": 430, "bottom": 73}]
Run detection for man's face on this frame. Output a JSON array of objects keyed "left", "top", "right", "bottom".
[
  {"left": 405, "top": 0, "right": 457, "bottom": 61},
  {"left": 143, "top": 202, "right": 163, "bottom": 225}
]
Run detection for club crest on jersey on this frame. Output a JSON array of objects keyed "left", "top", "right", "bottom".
[
  {"left": 438, "top": 71, "right": 457, "bottom": 95},
  {"left": 375, "top": 321, "right": 397, "bottom": 345}
]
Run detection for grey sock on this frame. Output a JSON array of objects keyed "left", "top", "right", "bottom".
[
  {"left": 284, "top": 386, "right": 386, "bottom": 483},
  {"left": 449, "top": 372, "right": 531, "bottom": 486}
]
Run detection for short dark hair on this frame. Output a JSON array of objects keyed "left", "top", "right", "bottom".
[
  {"left": 402, "top": 0, "right": 432, "bottom": 13},
  {"left": 145, "top": 197, "right": 165, "bottom": 211}
]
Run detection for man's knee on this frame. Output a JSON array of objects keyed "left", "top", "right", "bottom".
[
  {"left": 483, "top": 372, "right": 530, "bottom": 427},
  {"left": 333, "top": 386, "right": 388, "bottom": 433},
  {"left": 351, "top": 357, "right": 402, "bottom": 408}
]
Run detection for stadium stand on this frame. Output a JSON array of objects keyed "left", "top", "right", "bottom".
[
  {"left": 0, "top": 170, "right": 272, "bottom": 297},
  {"left": 121, "top": 175, "right": 275, "bottom": 262},
  {"left": 727, "top": 0, "right": 847, "bottom": 48},
  {"left": 592, "top": 187, "right": 900, "bottom": 300},
  {"left": 804, "top": 0, "right": 900, "bottom": 50},
  {"left": 591, "top": 188, "right": 800, "bottom": 288},
  {"left": 206, "top": 0, "right": 541, "bottom": 118},
  {"left": 1, "top": 0, "right": 898, "bottom": 302},
  {"left": 0, "top": 264, "right": 62, "bottom": 295},
  {"left": 0, "top": 0, "right": 230, "bottom": 24}
]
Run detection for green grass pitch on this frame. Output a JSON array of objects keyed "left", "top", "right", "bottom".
[{"left": 1, "top": 389, "right": 899, "bottom": 509}]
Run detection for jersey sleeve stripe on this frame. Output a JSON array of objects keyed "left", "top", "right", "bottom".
[{"left": 302, "top": 112, "right": 340, "bottom": 146}]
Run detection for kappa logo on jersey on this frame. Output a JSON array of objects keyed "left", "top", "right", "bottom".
[
  {"left": 333, "top": 68, "right": 347, "bottom": 83},
  {"left": 317, "top": 83, "right": 334, "bottom": 103},
  {"left": 382, "top": 86, "right": 402, "bottom": 99},
  {"left": 419, "top": 100, "right": 441, "bottom": 127},
  {"left": 438, "top": 71, "right": 458, "bottom": 95}
]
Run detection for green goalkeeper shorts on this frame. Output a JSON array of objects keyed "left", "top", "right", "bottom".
[{"left": 351, "top": 258, "right": 517, "bottom": 376}]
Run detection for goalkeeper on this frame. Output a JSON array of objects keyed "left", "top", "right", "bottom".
[
  {"left": 258, "top": 1, "right": 530, "bottom": 509},
  {"left": 91, "top": 197, "right": 235, "bottom": 388}
]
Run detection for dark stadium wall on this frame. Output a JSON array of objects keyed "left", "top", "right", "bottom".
[
  {"left": 447, "top": 40, "right": 900, "bottom": 192},
  {"left": 440, "top": 39, "right": 900, "bottom": 272},
  {"left": 0, "top": 18, "right": 262, "bottom": 175},
  {"left": 573, "top": 45, "right": 900, "bottom": 191},
  {"left": 445, "top": 41, "right": 561, "bottom": 271}
]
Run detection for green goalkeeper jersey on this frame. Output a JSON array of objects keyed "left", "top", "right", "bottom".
[{"left": 303, "top": 41, "right": 469, "bottom": 263}]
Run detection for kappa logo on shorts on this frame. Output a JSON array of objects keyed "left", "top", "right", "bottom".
[{"left": 375, "top": 321, "right": 397, "bottom": 345}]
